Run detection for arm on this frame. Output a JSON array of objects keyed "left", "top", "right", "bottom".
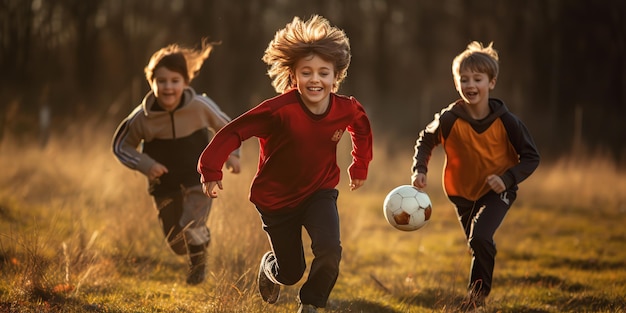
[
  {"left": 500, "top": 113, "right": 541, "bottom": 189},
  {"left": 199, "top": 95, "right": 242, "bottom": 173},
  {"left": 346, "top": 99, "right": 373, "bottom": 191},
  {"left": 411, "top": 110, "right": 447, "bottom": 189},
  {"left": 197, "top": 102, "right": 274, "bottom": 189},
  {"left": 200, "top": 95, "right": 242, "bottom": 160},
  {"left": 111, "top": 109, "right": 161, "bottom": 176}
]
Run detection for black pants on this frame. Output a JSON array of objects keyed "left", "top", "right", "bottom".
[
  {"left": 259, "top": 189, "right": 342, "bottom": 308},
  {"left": 450, "top": 189, "right": 517, "bottom": 297}
]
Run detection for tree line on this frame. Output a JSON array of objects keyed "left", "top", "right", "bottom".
[{"left": 1, "top": 0, "right": 625, "bottom": 162}]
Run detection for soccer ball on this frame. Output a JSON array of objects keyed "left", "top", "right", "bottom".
[{"left": 383, "top": 185, "right": 432, "bottom": 231}]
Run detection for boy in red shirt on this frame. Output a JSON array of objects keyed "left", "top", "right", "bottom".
[
  {"left": 197, "top": 15, "right": 372, "bottom": 313},
  {"left": 411, "top": 42, "right": 539, "bottom": 310}
]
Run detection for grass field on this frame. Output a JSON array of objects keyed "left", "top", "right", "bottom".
[{"left": 1, "top": 124, "right": 625, "bottom": 313}]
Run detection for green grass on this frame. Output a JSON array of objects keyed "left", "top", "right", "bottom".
[{"left": 1, "top": 125, "right": 625, "bottom": 312}]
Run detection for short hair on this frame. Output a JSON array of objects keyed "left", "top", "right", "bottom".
[
  {"left": 144, "top": 38, "right": 217, "bottom": 84},
  {"left": 452, "top": 41, "right": 499, "bottom": 81},
  {"left": 262, "top": 15, "right": 351, "bottom": 93}
]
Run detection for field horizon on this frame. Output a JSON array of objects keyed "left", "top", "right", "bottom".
[{"left": 1, "top": 123, "right": 625, "bottom": 312}]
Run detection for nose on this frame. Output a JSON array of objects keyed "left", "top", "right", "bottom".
[{"left": 311, "top": 72, "right": 323, "bottom": 82}]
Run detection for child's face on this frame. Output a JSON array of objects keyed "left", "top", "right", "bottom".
[
  {"left": 151, "top": 66, "right": 187, "bottom": 112},
  {"left": 455, "top": 69, "right": 496, "bottom": 106},
  {"left": 292, "top": 54, "right": 337, "bottom": 111}
]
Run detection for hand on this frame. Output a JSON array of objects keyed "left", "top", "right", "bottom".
[
  {"left": 349, "top": 178, "right": 365, "bottom": 191},
  {"left": 202, "top": 181, "right": 223, "bottom": 198},
  {"left": 412, "top": 173, "right": 427, "bottom": 190},
  {"left": 486, "top": 174, "right": 506, "bottom": 194},
  {"left": 148, "top": 163, "right": 168, "bottom": 181},
  {"left": 225, "top": 155, "right": 241, "bottom": 174}
]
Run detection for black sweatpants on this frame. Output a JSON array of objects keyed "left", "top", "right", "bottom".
[
  {"left": 450, "top": 189, "right": 517, "bottom": 297},
  {"left": 259, "top": 189, "right": 342, "bottom": 308}
]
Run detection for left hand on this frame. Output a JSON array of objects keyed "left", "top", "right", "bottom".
[
  {"left": 349, "top": 178, "right": 365, "bottom": 191},
  {"left": 486, "top": 174, "right": 506, "bottom": 194}
]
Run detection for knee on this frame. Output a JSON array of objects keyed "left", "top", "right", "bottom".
[
  {"left": 313, "top": 236, "right": 341, "bottom": 251},
  {"left": 313, "top": 241, "right": 342, "bottom": 266},
  {"left": 468, "top": 236, "right": 495, "bottom": 255},
  {"left": 184, "top": 226, "right": 211, "bottom": 246},
  {"left": 280, "top": 270, "right": 306, "bottom": 286}
]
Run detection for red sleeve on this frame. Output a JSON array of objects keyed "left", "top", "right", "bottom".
[
  {"left": 197, "top": 103, "right": 273, "bottom": 183},
  {"left": 346, "top": 98, "right": 373, "bottom": 180}
]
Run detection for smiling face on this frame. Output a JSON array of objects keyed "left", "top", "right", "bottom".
[
  {"left": 455, "top": 69, "right": 496, "bottom": 108},
  {"left": 150, "top": 66, "right": 187, "bottom": 112},
  {"left": 292, "top": 54, "right": 337, "bottom": 114}
]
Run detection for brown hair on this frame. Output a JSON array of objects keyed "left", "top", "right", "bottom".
[
  {"left": 452, "top": 41, "right": 499, "bottom": 82},
  {"left": 262, "top": 15, "right": 351, "bottom": 93},
  {"left": 144, "top": 38, "right": 218, "bottom": 84}
]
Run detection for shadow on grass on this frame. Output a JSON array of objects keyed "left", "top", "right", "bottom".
[
  {"left": 397, "top": 287, "right": 465, "bottom": 310},
  {"left": 499, "top": 273, "right": 587, "bottom": 293},
  {"left": 544, "top": 256, "right": 626, "bottom": 271},
  {"left": 330, "top": 298, "right": 403, "bottom": 313},
  {"left": 554, "top": 295, "right": 626, "bottom": 312},
  {"left": 113, "top": 252, "right": 183, "bottom": 277},
  {"left": 1, "top": 287, "right": 125, "bottom": 313}
]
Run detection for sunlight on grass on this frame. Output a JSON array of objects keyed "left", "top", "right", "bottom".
[{"left": 1, "top": 123, "right": 625, "bottom": 312}]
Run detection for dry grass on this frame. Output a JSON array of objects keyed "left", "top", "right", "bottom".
[{"left": 0, "top": 123, "right": 625, "bottom": 312}]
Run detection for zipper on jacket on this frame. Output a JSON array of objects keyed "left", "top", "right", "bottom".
[{"left": 169, "top": 111, "right": 176, "bottom": 139}]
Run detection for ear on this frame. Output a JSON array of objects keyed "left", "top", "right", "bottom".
[
  {"left": 489, "top": 77, "right": 497, "bottom": 90},
  {"left": 289, "top": 71, "right": 296, "bottom": 88}
]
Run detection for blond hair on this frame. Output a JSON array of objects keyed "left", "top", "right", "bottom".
[
  {"left": 145, "top": 38, "right": 218, "bottom": 84},
  {"left": 452, "top": 41, "right": 499, "bottom": 81},
  {"left": 262, "top": 15, "right": 351, "bottom": 93}
]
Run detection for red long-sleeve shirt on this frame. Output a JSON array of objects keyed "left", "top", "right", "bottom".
[{"left": 198, "top": 89, "right": 373, "bottom": 212}]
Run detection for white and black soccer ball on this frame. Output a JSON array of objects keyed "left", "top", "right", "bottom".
[{"left": 383, "top": 185, "right": 432, "bottom": 231}]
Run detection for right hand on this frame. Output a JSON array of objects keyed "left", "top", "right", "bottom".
[
  {"left": 148, "top": 163, "right": 168, "bottom": 181},
  {"left": 202, "top": 181, "right": 223, "bottom": 198},
  {"left": 411, "top": 173, "right": 427, "bottom": 190}
]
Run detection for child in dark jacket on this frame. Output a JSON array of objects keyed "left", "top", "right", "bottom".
[
  {"left": 411, "top": 41, "right": 540, "bottom": 310},
  {"left": 112, "top": 40, "right": 240, "bottom": 285}
]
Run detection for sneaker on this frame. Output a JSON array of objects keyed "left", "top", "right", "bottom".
[
  {"left": 298, "top": 303, "right": 318, "bottom": 313},
  {"left": 459, "top": 293, "right": 486, "bottom": 312},
  {"left": 258, "top": 251, "right": 280, "bottom": 303},
  {"left": 186, "top": 244, "right": 207, "bottom": 285},
  {"left": 186, "top": 263, "right": 206, "bottom": 285}
]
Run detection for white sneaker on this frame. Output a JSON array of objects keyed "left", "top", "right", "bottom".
[
  {"left": 298, "top": 303, "right": 318, "bottom": 313},
  {"left": 257, "top": 251, "right": 280, "bottom": 303}
]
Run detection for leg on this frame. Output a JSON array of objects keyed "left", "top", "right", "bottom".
[
  {"left": 180, "top": 185, "right": 213, "bottom": 247},
  {"left": 260, "top": 208, "right": 307, "bottom": 285},
  {"left": 467, "top": 190, "right": 516, "bottom": 298},
  {"left": 180, "top": 185, "right": 213, "bottom": 285},
  {"left": 257, "top": 207, "right": 306, "bottom": 303},
  {"left": 154, "top": 193, "right": 187, "bottom": 255},
  {"left": 299, "top": 189, "right": 341, "bottom": 308}
]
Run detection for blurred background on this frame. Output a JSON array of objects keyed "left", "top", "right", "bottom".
[{"left": 1, "top": 0, "right": 625, "bottom": 164}]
